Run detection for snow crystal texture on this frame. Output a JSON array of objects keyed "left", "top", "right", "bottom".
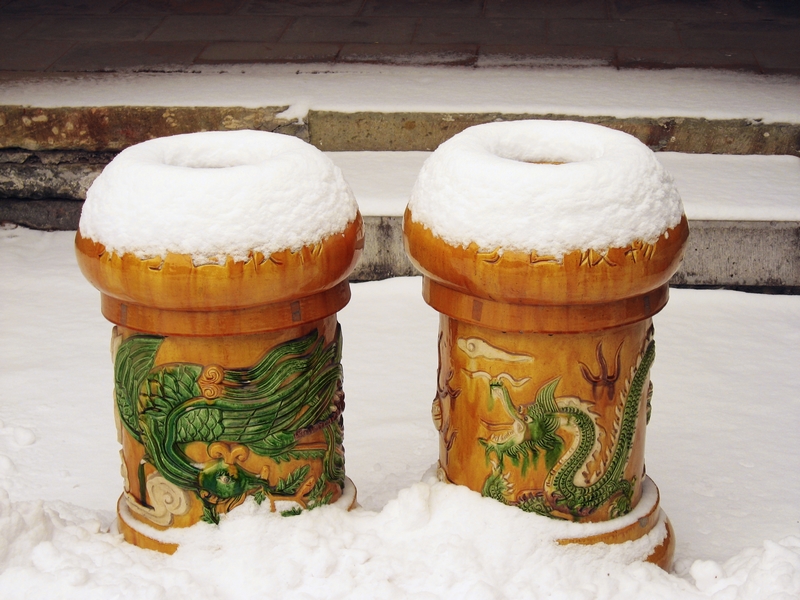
[
  {"left": 79, "top": 130, "right": 358, "bottom": 263},
  {"left": 409, "top": 120, "right": 684, "bottom": 257}
]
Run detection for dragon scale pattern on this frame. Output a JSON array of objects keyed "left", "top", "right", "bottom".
[{"left": 480, "top": 332, "right": 656, "bottom": 520}]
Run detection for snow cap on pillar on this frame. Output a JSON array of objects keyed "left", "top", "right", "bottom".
[
  {"left": 79, "top": 130, "right": 359, "bottom": 265},
  {"left": 408, "top": 120, "right": 684, "bottom": 259}
]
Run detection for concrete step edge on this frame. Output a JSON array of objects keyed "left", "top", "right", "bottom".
[
  {"left": 2, "top": 203, "right": 797, "bottom": 290},
  {"left": 1, "top": 106, "right": 798, "bottom": 156},
  {"left": 354, "top": 216, "right": 800, "bottom": 289}
]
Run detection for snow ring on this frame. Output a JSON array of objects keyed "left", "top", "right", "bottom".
[
  {"left": 80, "top": 130, "right": 358, "bottom": 263},
  {"left": 408, "top": 120, "right": 684, "bottom": 258}
]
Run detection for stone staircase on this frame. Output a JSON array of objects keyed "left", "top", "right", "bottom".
[{"left": 1, "top": 89, "right": 798, "bottom": 292}]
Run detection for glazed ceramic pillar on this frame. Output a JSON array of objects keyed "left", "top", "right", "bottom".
[
  {"left": 404, "top": 120, "right": 688, "bottom": 569},
  {"left": 75, "top": 131, "right": 362, "bottom": 553}
]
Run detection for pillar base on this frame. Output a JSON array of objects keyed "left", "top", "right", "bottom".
[
  {"left": 553, "top": 476, "right": 675, "bottom": 570},
  {"left": 558, "top": 512, "right": 675, "bottom": 570},
  {"left": 117, "top": 477, "right": 358, "bottom": 554}
]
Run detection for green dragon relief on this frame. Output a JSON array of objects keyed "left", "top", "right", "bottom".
[
  {"left": 480, "top": 333, "right": 656, "bottom": 520},
  {"left": 114, "top": 327, "right": 346, "bottom": 524}
]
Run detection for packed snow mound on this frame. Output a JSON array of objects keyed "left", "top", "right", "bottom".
[
  {"left": 408, "top": 120, "right": 684, "bottom": 257},
  {"left": 79, "top": 130, "right": 358, "bottom": 263},
  {"left": 1, "top": 484, "right": 799, "bottom": 599}
]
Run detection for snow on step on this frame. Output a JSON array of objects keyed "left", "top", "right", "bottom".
[
  {"left": 657, "top": 153, "right": 800, "bottom": 221},
  {"left": 324, "top": 151, "right": 430, "bottom": 218},
  {"left": 1, "top": 65, "right": 797, "bottom": 125},
  {"left": 327, "top": 151, "right": 800, "bottom": 222}
]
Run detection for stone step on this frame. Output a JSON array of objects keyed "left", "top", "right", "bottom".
[
  {"left": 1, "top": 105, "right": 798, "bottom": 156},
  {"left": 355, "top": 216, "right": 800, "bottom": 292},
  {"left": 1, "top": 68, "right": 796, "bottom": 291},
  {"left": 1, "top": 65, "right": 798, "bottom": 157},
  {"left": 2, "top": 150, "right": 797, "bottom": 291},
  {"left": 338, "top": 151, "right": 800, "bottom": 291}
]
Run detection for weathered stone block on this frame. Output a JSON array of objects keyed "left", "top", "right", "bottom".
[
  {"left": 350, "top": 216, "right": 417, "bottom": 281},
  {"left": 672, "top": 220, "right": 800, "bottom": 288},
  {"left": 307, "top": 111, "right": 800, "bottom": 155},
  {"left": 0, "top": 106, "right": 307, "bottom": 151},
  {"left": 0, "top": 199, "right": 82, "bottom": 230},
  {"left": 0, "top": 149, "right": 113, "bottom": 200}
]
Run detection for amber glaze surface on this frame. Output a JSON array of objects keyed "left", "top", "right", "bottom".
[
  {"left": 76, "top": 215, "right": 363, "bottom": 336},
  {"left": 423, "top": 278, "right": 669, "bottom": 334},
  {"left": 405, "top": 210, "right": 689, "bottom": 308},
  {"left": 76, "top": 213, "right": 364, "bottom": 312},
  {"left": 435, "top": 315, "right": 652, "bottom": 522},
  {"left": 561, "top": 513, "right": 675, "bottom": 570},
  {"left": 555, "top": 481, "right": 674, "bottom": 570}
]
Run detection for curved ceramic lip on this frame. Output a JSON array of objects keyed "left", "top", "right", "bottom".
[
  {"left": 404, "top": 209, "right": 689, "bottom": 306},
  {"left": 76, "top": 214, "right": 364, "bottom": 311}
]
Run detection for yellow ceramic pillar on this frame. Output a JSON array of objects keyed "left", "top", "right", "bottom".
[
  {"left": 75, "top": 131, "right": 362, "bottom": 553},
  {"left": 404, "top": 120, "right": 688, "bottom": 569}
]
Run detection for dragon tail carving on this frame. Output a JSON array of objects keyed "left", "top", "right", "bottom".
[{"left": 479, "top": 331, "right": 656, "bottom": 520}]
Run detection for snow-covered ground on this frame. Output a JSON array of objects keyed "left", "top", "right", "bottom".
[
  {"left": 328, "top": 151, "right": 800, "bottom": 221},
  {"left": 1, "top": 226, "right": 798, "bottom": 599},
  {"left": 1, "top": 64, "right": 798, "bottom": 123}
]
